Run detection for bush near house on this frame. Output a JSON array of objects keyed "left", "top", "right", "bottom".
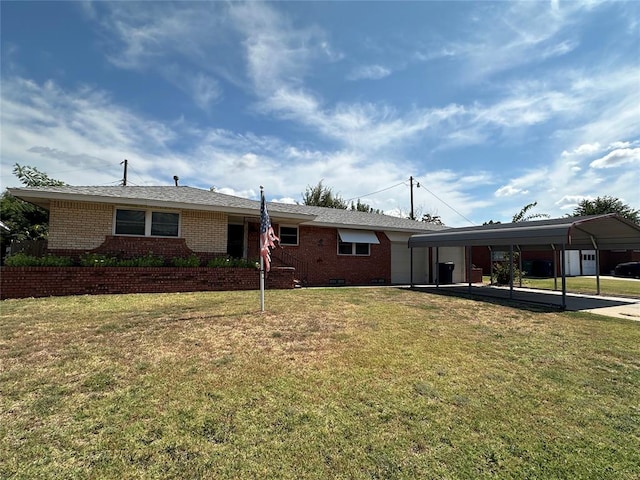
[
  {"left": 4, "top": 252, "right": 260, "bottom": 269},
  {"left": 4, "top": 253, "right": 73, "bottom": 267}
]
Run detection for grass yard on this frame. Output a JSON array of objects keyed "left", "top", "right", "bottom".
[
  {"left": 1, "top": 288, "right": 639, "bottom": 479},
  {"left": 483, "top": 275, "right": 640, "bottom": 298},
  {"left": 522, "top": 276, "right": 640, "bottom": 298}
]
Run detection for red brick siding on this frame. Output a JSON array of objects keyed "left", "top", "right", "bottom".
[
  {"left": 248, "top": 223, "right": 391, "bottom": 286},
  {"left": 0, "top": 267, "right": 294, "bottom": 299}
]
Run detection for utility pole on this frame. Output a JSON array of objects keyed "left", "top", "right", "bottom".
[
  {"left": 410, "top": 176, "right": 420, "bottom": 220},
  {"left": 120, "top": 159, "right": 128, "bottom": 186}
]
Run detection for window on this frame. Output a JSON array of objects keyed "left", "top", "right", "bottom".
[
  {"left": 115, "top": 209, "right": 179, "bottom": 237},
  {"left": 337, "top": 229, "right": 378, "bottom": 256},
  {"left": 151, "top": 212, "right": 179, "bottom": 236},
  {"left": 338, "top": 241, "right": 370, "bottom": 256},
  {"left": 279, "top": 226, "right": 299, "bottom": 246},
  {"left": 115, "top": 209, "right": 145, "bottom": 235}
]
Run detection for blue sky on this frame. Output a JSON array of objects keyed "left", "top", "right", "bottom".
[{"left": 1, "top": 1, "right": 638, "bottom": 226}]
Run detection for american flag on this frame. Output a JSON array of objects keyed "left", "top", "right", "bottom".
[{"left": 260, "top": 193, "right": 279, "bottom": 272}]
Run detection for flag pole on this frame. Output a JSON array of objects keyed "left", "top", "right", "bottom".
[
  {"left": 260, "top": 256, "right": 265, "bottom": 312},
  {"left": 259, "top": 185, "right": 279, "bottom": 313},
  {"left": 260, "top": 186, "right": 265, "bottom": 312}
]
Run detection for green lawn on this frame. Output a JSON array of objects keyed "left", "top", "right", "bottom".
[
  {"left": 1, "top": 288, "right": 639, "bottom": 479},
  {"left": 484, "top": 275, "right": 640, "bottom": 298}
]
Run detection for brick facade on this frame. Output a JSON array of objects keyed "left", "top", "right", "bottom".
[
  {"left": 248, "top": 223, "right": 391, "bottom": 286},
  {"left": 0, "top": 266, "right": 295, "bottom": 299},
  {"left": 181, "top": 210, "right": 227, "bottom": 253},
  {"left": 33, "top": 200, "right": 395, "bottom": 291},
  {"left": 46, "top": 200, "right": 228, "bottom": 263},
  {"left": 48, "top": 200, "right": 112, "bottom": 250}
]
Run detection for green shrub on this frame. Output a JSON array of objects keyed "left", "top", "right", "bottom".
[
  {"left": 492, "top": 262, "right": 521, "bottom": 285},
  {"left": 118, "top": 253, "right": 165, "bottom": 267},
  {"left": 80, "top": 253, "right": 119, "bottom": 267},
  {"left": 80, "top": 252, "right": 164, "bottom": 267},
  {"left": 207, "top": 257, "right": 259, "bottom": 268},
  {"left": 4, "top": 253, "right": 37, "bottom": 266},
  {"left": 5, "top": 253, "right": 73, "bottom": 267},
  {"left": 172, "top": 254, "right": 201, "bottom": 267}
]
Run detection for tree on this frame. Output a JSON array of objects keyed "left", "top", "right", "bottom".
[
  {"left": 1, "top": 165, "right": 67, "bottom": 259},
  {"left": 571, "top": 196, "right": 639, "bottom": 224},
  {"left": 302, "top": 181, "right": 348, "bottom": 209},
  {"left": 490, "top": 201, "right": 548, "bottom": 285},
  {"left": 421, "top": 213, "right": 444, "bottom": 225},
  {"left": 512, "top": 201, "right": 549, "bottom": 222},
  {"left": 350, "top": 199, "right": 382, "bottom": 214},
  {"left": 13, "top": 164, "right": 66, "bottom": 187}
]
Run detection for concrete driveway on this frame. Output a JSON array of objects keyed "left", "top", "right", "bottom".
[{"left": 412, "top": 283, "right": 640, "bottom": 321}]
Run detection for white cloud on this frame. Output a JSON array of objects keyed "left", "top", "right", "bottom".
[
  {"left": 347, "top": 64, "right": 391, "bottom": 81},
  {"left": 0, "top": 77, "right": 190, "bottom": 187},
  {"left": 561, "top": 143, "right": 601, "bottom": 157},
  {"left": 608, "top": 141, "right": 632, "bottom": 149},
  {"left": 555, "top": 194, "right": 589, "bottom": 210},
  {"left": 495, "top": 185, "right": 529, "bottom": 197},
  {"left": 449, "top": 1, "right": 591, "bottom": 82},
  {"left": 590, "top": 148, "right": 640, "bottom": 169}
]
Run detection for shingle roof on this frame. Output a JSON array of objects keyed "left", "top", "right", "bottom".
[{"left": 8, "top": 185, "right": 445, "bottom": 233}]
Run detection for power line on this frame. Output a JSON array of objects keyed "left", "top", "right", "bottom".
[
  {"left": 344, "top": 181, "right": 406, "bottom": 203},
  {"left": 413, "top": 176, "right": 475, "bottom": 226}
]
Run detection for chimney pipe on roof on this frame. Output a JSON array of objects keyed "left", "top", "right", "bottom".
[{"left": 173, "top": 175, "right": 179, "bottom": 187}]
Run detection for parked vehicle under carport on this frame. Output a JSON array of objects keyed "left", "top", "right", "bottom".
[{"left": 614, "top": 261, "right": 640, "bottom": 278}]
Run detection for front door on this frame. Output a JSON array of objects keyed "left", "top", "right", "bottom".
[{"left": 227, "top": 224, "right": 244, "bottom": 258}]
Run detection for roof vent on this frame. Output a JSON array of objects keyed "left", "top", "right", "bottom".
[{"left": 173, "top": 175, "right": 179, "bottom": 187}]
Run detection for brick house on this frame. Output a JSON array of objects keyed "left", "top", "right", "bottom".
[{"left": 7, "top": 185, "right": 459, "bottom": 286}]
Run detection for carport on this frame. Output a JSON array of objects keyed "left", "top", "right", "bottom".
[{"left": 408, "top": 214, "right": 640, "bottom": 309}]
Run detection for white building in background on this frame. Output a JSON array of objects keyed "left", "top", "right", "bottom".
[{"left": 564, "top": 250, "right": 596, "bottom": 276}]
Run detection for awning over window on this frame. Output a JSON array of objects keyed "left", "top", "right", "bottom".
[{"left": 338, "top": 229, "right": 380, "bottom": 244}]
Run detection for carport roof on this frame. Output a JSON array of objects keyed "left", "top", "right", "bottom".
[{"left": 408, "top": 214, "right": 640, "bottom": 250}]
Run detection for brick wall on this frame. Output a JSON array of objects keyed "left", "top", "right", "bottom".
[
  {"left": 48, "top": 200, "right": 112, "bottom": 250},
  {"left": 248, "top": 223, "right": 391, "bottom": 286},
  {"left": 46, "top": 200, "right": 229, "bottom": 262},
  {"left": 49, "top": 201, "right": 227, "bottom": 256},
  {"left": 181, "top": 210, "right": 228, "bottom": 253},
  {"left": 0, "top": 267, "right": 294, "bottom": 299}
]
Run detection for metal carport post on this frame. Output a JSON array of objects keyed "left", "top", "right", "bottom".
[
  {"left": 561, "top": 243, "right": 567, "bottom": 310},
  {"left": 467, "top": 246, "right": 472, "bottom": 294}
]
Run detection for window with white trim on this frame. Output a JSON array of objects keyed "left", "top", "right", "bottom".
[
  {"left": 338, "top": 241, "right": 370, "bottom": 256},
  {"left": 279, "top": 225, "right": 299, "bottom": 246},
  {"left": 115, "top": 209, "right": 179, "bottom": 237},
  {"left": 337, "top": 229, "right": 378, "bottom": 256}
]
